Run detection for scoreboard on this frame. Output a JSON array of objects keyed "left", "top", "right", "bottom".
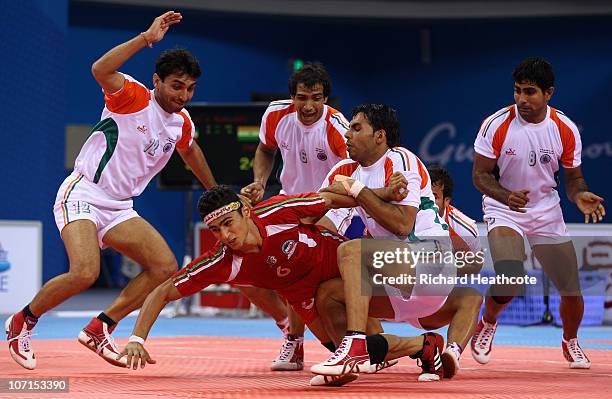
[{"left": 158, "top": 102, "right": 277, "bottom": 189}]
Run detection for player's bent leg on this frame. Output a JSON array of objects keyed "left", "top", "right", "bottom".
[
  {"left": 473, "top": 227, "right": 524, "bottom": 365},
  {"left": 533, "top": 242, "right": 591, "bottom": 369},
  {"left": 239, "top": 286, "right": 288, "bottom": 326},
  {"left": 419, "top": 288, "right": 482, "bottom": 378},
  {"left": 78, "top": 217, "right": 177, "bottom": 368},
  {"left": 6, "top": 220, "right": 100, "bottom": 370}
]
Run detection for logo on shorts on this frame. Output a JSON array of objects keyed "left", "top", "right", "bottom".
[
  {"left": 540, "top": 153, "right": 551, "bottom": 164},
  {"left": 316, "top": 148, "right": 328, "bottom": 161},
  {"left": 282, "top": 240, "right": 297, "bottom": 259},
  {"left": 486, "top": 217, "right": 496, "bottom": 226},
  {"left": 0, "top": 243, "right": 11, "bottom": 274},
  {"left": 266, "top": 256, "right": 277, "bottom": 266},
  {"left": 505, "top": 148, "right": 516, "bottom": 156},
  {"left": 301, "top": 298, "right": 315, "bottom": 310},
  {"left": 300, "top": 150, "right": 308, "bottom": 163}
]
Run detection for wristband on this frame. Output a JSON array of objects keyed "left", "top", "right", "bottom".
[
  {"left": 129, "top": 335, "right": 145, "bottom": 345},
  {"left": 140, "top": 32, "right": 153, "bottom": 48},
  {"left": 349, "top": 180, "right": 365, "bottom": 198}
]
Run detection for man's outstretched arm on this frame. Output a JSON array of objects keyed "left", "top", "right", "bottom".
[
  {"left": 91, "top": 11, "right": 182, "bottom": 93},
  {"left": 117, "top": 279, "right": 183, "bottom": 370}
]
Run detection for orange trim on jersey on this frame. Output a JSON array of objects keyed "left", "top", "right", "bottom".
[
  {"left": 325, "top": 110, "right": 348, "bottom": 158},
  {"left": 550, "top": 108, "right": 576, "bottom": 168},
  {"left": 384, "top": 157, "right": 394, "bottom": 186},
  {"left": 176, "top": 111, "right": 193, "bottom": 150},
  {"left": 104, "top": 80, "right": 150, "bottom": 114},
  {"left": 446, "top": 205, "right": 478, "bottom": 237},
  {"left": 416, "top": 157, "right": 429, "bottom": 189},
  {"left": 264, "top": 103, "right": 296, "bottom": 148},
  {"left": 492, "top": 106, "right": 516, "bottom": 158},
  {"left": 327, "top": 162, "right": 360, "bottom": 185}
]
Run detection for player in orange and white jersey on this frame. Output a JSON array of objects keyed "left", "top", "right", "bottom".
[
  {"left": 238, "top": 63, "right": 351, "bottom": 373},
  {"left": 471, "top": 58, "right": 605, "bottom": 370},
  {"left": 5, "top": 12, "right": 218, "bottom": 371},
  {"left": 310, "top": 104, "right": 478, "bottom": 383}
]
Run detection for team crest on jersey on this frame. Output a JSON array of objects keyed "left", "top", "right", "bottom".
[
  {"left": 282, "top": 240, "right": 297, "bottom": 259},
  {"left": 316, "top": 148, "right": 328, "bottom": 161},
  {"left": 505, "top": 148, "right": 516, "bottom": 156},
  {"left": 163, "top": 142, "right": 173, "bottom": 153},
  {"left": 300, "top": 150, "right": 308, "bottom": 163},
  {"left": 137, "top": 125, "right": 148, "bottom": 134},
  {"left": 266, "top": 256, "right": 277, "bottom": 266},
  {"left": 540, "top": 153, "right": 552, "bottom": 164}
]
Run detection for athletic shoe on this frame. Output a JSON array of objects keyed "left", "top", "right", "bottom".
[
  {"left": 271, "top": 336, "right": 304, "bottom": 371},
  {"left": 441, "top": 342, "right": 461, "bottom": 378},
  {"left": 364, "top": 358, "right": 399, "bottom": 374},
  {"left": 417, "top": 332, "right": 445, "bottom": 382},
  {"left": 309, "top": 373, "right": 359, "bottom": 387},
  {"left": 5, "top": 313, "right": 37, "bottom": 370},
  {"left": 470, "top": 317, "right": 497, "bottom": 364},
  {"left": 562, "top": 338, "right": 591, "bottom": 369},
  {"left": 310, "top": 335, "right": 371, "bottom": 376},
  {"left": 77, "top": 318, "right": 127, "bottom": 368}
]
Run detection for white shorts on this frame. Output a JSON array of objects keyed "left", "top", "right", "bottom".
[
  {"left": 53, "top": 172, "right": 138, "bottom": 249},
  {"left": 482, "top": 196, "right": 570, "bottom": 246},
  {"left": 383, "top": 239, "right": 455, "bottom": 328}
]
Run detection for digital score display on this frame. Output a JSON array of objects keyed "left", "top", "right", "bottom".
[{"left": 158, "top": 103, "right": 277, "bottom": 189}]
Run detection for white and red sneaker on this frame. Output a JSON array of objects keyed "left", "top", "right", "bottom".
[
  {"left": 77, "top": 318, "right": 127, "bottom": 368},
  {"left": 271, "top": 336, "right": 304, "bottom": 371},
  {"left": 309, "top": 373, "right": 359, "bottom": 387},
  {"left": 441, "top": 342, "right": 461, "bottom": 379},
  {"left": 562, "top": 337, "right": 591, "bottom": 369},
  {"left": 416, "top": 332, "right": 445, "bottom": 382},
  {"left": 310, "top": 335, "right": 371, "bottom": 376},
  {"left": 470, "top": 317, "right": 497, "bottom": 364},
  {"left": 5, "top": 312, "right": 37, "bottom": 370}
]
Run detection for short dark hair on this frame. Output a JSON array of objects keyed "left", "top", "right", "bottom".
[
  {"left": 289, "top": 62, "right": 331, "bottom": 98},
  {"left": 155, "top": 48, "right": 201, "bottom": 81},
  {"left": 512, "top": 57, "right": 554, "bottom": 92},
  {"left": 351, "top": 104, "right": 400, "bottom": 147},
  {"left": 197, "top": 185, "right": 241, "bottom": 221},
  {"left": 428, "top": 165, "right": 454, "bottom": 198}
]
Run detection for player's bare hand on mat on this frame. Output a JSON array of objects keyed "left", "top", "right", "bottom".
[
  {"left": 118, "top": 342, "right": 157, "bottom": 370},
  {"left": 507, "top": 189, "right": 529, "bottom": 212},
  {"left": 385, "top": 172, "right": 408, "bottom": 201},
  {"left": 574, "top": 191, "right": 606, "bottom": 223},
  {"left": 241, "top": 181, "right": 265, "bottom": 204}
]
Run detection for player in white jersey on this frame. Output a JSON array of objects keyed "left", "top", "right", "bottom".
[
  {"left": 237, "top": 63, "right": 352, "bottom": 373},
  {"left": 5, "top": 12, "right": 218, "bottom": 370},
  {"left": 310, "top": 104, "right": 465, "bottom": 382},
  {"left": 471, "top": 58, "right": 605, "bottom": 370}
]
